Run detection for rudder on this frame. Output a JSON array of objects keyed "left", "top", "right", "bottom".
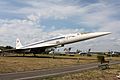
[{"left": 16, "top": 38, "right": 23, "bottom": 49}]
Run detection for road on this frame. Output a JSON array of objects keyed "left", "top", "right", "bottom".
[{"left": 0, "top": 61, "right": 120, "bottom": 80}]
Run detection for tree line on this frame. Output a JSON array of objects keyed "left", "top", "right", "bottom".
[{"left": 0, "top": 46, "right": 14, "bottom": 50}]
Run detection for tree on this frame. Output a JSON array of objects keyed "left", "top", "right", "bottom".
[
  {"left": 5, "top": 46, "right": 14, "bottom": 49},
  {"left": 68, "top": 47, "right": 71, "bottom": 52}
]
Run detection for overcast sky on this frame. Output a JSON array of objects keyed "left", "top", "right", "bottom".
[{"left": 0, "top": 0, "right": 120, "bottom": 52}]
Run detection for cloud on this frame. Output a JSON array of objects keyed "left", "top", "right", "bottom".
[
  {"left": 0, "top": 0, "right": 120, "bottom": 51},
  {"left": 0, "top": 17, "right": 78, "bottom": 47}
]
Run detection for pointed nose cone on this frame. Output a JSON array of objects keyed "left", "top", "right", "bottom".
[
  {"left": 101, "top": 32, "right": 111, "bottom": 34},
  {"left": 89, "top": 32, "right": 111, "bottom": 38},
  {"left": 96, "top": 32, "right": 111, "bottom": 36},
  {"left": 75, "top": 32, "right": 111, "bottom": 42}
]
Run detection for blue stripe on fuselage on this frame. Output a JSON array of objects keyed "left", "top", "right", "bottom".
[{"left": 23, "top": 37, "right": 65, "bottom": 48}]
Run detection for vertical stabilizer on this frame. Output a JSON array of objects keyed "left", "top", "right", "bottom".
[{"left": 16, "top": 38, "right": 23, "bottom": 49}]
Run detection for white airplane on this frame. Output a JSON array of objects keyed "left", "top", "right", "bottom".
[{"left": 14, "top": 32, "right": 111, "bottom": 54}]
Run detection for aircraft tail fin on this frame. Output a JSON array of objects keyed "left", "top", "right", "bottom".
[{"left": 16, "top": 38, "right": 23, "bottom": 49}]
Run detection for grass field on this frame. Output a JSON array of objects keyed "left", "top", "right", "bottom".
[
  {"left": 37, "top": 64, "right": 120, "bottom": 80},
  {"left": 0, "top": 54, "right": 97, "bottom": 73},
  {"left": 0, "top": 54, "right": 119, "bottom": 74}
]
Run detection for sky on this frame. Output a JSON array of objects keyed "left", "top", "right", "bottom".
[{"left": 0, "top": 0, "right": 120, "bottom": 52}]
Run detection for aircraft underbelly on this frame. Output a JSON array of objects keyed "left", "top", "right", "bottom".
[{"left": 30, "top": 47, "right": 46, "bottom": 54}]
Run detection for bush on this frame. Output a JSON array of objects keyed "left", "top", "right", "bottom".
[
  {"left": 87, "top": 54, "right": 92, "bottom": 57},
  {"left": 97, "top": 55, "right": 105, "bottom": 63},
  {"left": 112, "top": 54, "right": 119, "bottom": 57},
  {"left": 106, "top": 54, "right": 111, "bottom": 57}
]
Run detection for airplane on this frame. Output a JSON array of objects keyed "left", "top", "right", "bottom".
[{"left": 4, "top": 32, "right": 111, "bottom": 54}]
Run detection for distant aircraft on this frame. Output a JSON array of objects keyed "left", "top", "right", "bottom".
[{"left": 5, "top": 32, "right": 111, "bottom": 54}]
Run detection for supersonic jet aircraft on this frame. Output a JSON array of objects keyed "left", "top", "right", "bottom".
[{"left": 13, "top": 32, "right": 111, "bottom": 54}]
